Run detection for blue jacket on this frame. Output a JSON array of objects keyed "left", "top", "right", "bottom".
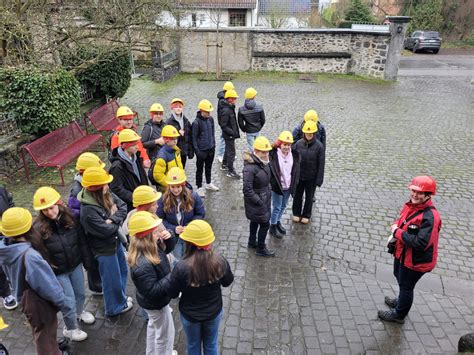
[
  {"left": 156, "top": 191, "right": 205, "bottom": 231},
  {"left": 192, "top": 111, "right": 216, "bottom": 154},
  {"left": 0, "top": 239, "right": 65, "bottom": 308}
]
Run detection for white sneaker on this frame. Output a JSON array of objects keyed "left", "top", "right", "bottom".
[
  {"left": 63, "top": 327, "right": 88, "bottom": 342},
  {"left": 217, "top": 156, "right": 223, "bottom": 163},
  {"left": 79, "top": 311, "right": 95, "bottom": 324},
  {"left": 120, "top": 300, "right": 133, "bottom": 314},
  {"left": 205, "top": 183, "right": 219, "bottom": 191},
  {"left": 172, "top": 350, "right": 178, "bottom": 355},
  {"left": 197, "top": 187, "right": 206, "bottom": 198}
]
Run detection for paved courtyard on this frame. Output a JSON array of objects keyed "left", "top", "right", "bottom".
[{"left": 1, "top": 68, "right": 473, "bottom": 354}]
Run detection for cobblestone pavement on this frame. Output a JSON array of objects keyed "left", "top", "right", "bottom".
[{"left": 1, "top": 72, "right": 473, "bottom": 354}]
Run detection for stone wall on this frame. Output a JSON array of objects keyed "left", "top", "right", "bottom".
[{"left": 180, "top": 28, "right": 391, "bottom": 78}]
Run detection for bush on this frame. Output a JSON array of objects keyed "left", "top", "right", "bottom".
[
  {"left": 63, "top": 47, "right": 131, "bottom": 99},
  {"left": 0, "top": 68, "right": 80, "bottom": 135},
  {"left": 345, "top": 0, "right": 375, "bottom": 23}
]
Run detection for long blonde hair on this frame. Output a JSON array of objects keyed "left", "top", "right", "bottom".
[{"left": 127, "top": 232, "right": 161, "bottom": 267}]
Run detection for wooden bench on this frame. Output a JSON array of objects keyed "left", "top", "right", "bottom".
[
  {"left": 20, "top": 121, "right": 105, "bottom": 185},
  {"left": 85, "top": 100, "right": 120, "bottom": 132}
]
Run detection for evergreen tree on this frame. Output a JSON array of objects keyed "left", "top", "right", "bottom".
[{"left": 345, "top": 0, "right": 375, "bottom": 23}]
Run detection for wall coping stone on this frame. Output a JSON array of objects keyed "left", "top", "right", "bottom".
[
  {"left": 253, "top": 51, "right": 351, "bottom": 58},
  {"left": 188, "top": 27, "right": 390, "bottom": 37}
]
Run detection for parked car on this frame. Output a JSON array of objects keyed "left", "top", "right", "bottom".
[{"left": 404, "top": 31, "right": 441, "bottom": 54}]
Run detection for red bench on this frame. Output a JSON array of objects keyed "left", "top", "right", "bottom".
[
  {"left": 21, "top": 121, "right": 105, "bottom": 185},
  {"left": 85, "top": 100, "right": 120, "bottom": 132}
]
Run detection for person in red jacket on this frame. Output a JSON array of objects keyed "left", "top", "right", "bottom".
[{"left": 379, "top": 176, "right": 442, "bottom": 323}]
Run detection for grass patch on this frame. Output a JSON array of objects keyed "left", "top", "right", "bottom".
[{"left": 442, "top": 33, "right": 474, "bottom": 48}]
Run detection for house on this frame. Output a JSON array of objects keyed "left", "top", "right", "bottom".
[
  {"left": 158, "top": 0, "right": 258, "bottom": 28},
  {"left": 257, "top": 0, "right": 330, "bottom": 28}
]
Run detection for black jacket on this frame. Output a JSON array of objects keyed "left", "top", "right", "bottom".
[
  {"left": 294, "top": 137, "right": 325, "bottom": 186},
  {"left": 238, "top": 99, "right": 265, "bottom": 133},
  {"left": 167, "top": 255, "right": 234, "bottom": 322},
  {"left": 216, "top": 91, "right": 226, "bottom": 120},
  {"left": 79, "top": 190, "right": 127, "bottom": 256},
  {"left": 269, "top": 148, "right": 301, "bottom": 196},
  {"left": 192, "top": 111, "right": 216, "bottom": 155},
  {"left": 109, "top": 148, "right": 148, "bottom": 211},
  {"left": 218, "top": 100, "right": 240, "bottom": 140},
  {"left": 140, "top": 119, "right": 166, "bottom": 161},
  {"left": 242, "top": 153, "right": 272, "bottom": 223},
  {"left": 130, "top": 237, "right": 176, "bottom": 310},
  {"left": 166, "top": 114, "right": 194, "bottom": 159},
  {"left": 292, "top": 121, "right": 326, "bottom": 149},
  {"left": 35, "top": 217, "right": 91, "bottom": 275}
]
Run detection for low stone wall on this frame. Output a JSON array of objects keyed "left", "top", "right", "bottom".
[{"left": 180, "top": 28, "right": 391, "bottom": 78}]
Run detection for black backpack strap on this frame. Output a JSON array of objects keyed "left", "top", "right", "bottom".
[{"left": 399, "top": 206, "right": 435, "bottom": 228}]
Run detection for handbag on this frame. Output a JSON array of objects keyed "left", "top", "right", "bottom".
[{"left": 20, "top": 250, "right": 59, "bottom": 328}]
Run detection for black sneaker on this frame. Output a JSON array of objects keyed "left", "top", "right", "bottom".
[
  {"left": 226, "top": 171, "right": 241, "bottom": 179},
  {"left": 256, "top": 246, "right": 275, "bottom": 257},
  {"left": 384, "top": 296, "right": 398, "bottom": 309},
  {"left": 220, "top": 164, "right": 228, "bottom": 171},
  {"left": 247, "top": 241, "right": 257, "bottom": 249},
  {"left": 3, "top": 295, "right": 18, "bottom": 310},
  {"left": 377, "top": 310, "right": 405, "bottom": 324},
  {"left": 276, "top": 222, "right": 287, "bottom": 235},
  {"left": 269, "top": 224, "right": 283, "bottom": 239}
]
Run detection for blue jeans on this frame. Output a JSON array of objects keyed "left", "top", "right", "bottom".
[
  {"left": 58, "top": 264, "right": 86, "bottom": 330},
  {"left": 96, "top": 244, "right": 128, "bottom": 316},
  {"left": 271, "top": 190, "right": 291, "bottom": 225},
  {"left": 172, "top": 237, "right": 185, "bottom": 260},
  {"left": 180, "top": 308, "right": 223, "bottom": 355},
  {"left": 217, "top": 134, "right": 225, "bottom": 157},
  {"left": 245, "top": 132, "right": 260, "bottom": 152}
]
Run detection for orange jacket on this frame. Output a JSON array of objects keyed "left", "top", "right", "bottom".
[{"left": 110, "top": 125, "right": 150, "bottom": 163}]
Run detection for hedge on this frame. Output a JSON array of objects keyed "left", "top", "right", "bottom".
[{"left": 0, "top": 68, "right": 81, "bottom": 135}]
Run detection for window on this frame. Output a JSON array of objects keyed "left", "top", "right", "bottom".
[{"left": 229, "top": 9, "right": 246, "bottom": 27}]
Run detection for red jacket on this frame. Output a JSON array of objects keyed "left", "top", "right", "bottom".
[
  {"left": 393, "top": 199, "right": 442, "bottom": 272},
  {"left": 110, "top": 125, "right": 150, "bottom": 163}
]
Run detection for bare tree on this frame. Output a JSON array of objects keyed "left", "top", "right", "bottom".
[{"left": 207, "top": 8, "right": 224, "bottom": 78}]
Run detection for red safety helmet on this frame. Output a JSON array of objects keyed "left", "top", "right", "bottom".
[{"left": 408, "top": 176, "right": 436, "bottom": 195}]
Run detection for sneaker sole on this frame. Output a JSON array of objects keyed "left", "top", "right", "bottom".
[{"left": 3, "top": 303, "right": 18, "bottom": 310}]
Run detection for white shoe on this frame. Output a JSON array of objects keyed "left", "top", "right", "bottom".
[
  {"left": 63, "top": 327, "right": 88, "bottom": 342},
  {"left": 79, "top": 311, "right": 95, "bottom": 324},
  {"left": 217, "top": 156, "right": 223, "bottom": 163},
  {"left": 197, "top": 187, "right": 206, "bottom": 198},
  {"left": 205, "top": 183, "right": 219, "bottom": 191},
  {"left": 172, "top": 350, "right": 178, "bottom": 355},
  {"left": 90, "top": 290, "right": 103, "bottom": 296},
  {"left": 127, "top": 296, "right": 133, "bottom": 303},
  {"left": 120, "top": 300, "right": 133, "bottom": 314}
]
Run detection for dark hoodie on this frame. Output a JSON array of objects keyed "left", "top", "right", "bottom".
[
  {"left": 218, "top": 100, "right": 240, "bottom": 140},
  {"left": 238, "top": 99, "right": 265, "bottom": 134},
  {"left": 217, "top": 90, "right": 226, "bottom": 120},
  {"left": 294, "top": 136, "right": 325, "bottom": 186},
  {"left": 192, "top": 111, "right": 216, "bottom": 153},
  {"left": 0, "top": 239, "right": 65, "bottom": 308},
  {"left": 242, "top": 152, "right": 271, "bottom": 223},
  {"left": 141, "top": 119, "right": 166, "bottom": 161}
]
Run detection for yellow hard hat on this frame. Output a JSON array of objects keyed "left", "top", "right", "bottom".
[
  {"left": 149, "top": 103, "right": 164, "bottom": 113},
  {"left": 245, "top": 87, "right": 257, "bottom": 100},
  {"left": 76, "top": 152, "right": 105, "bottom": 171},
  {"left": 166, "top": 167, "right": 187, "bottom": 185},
  {"left": 161, "top": 125, "right": 180, "bottom": 138},
  {"left": 224, "top": 89, "right": 239, "bottom": 99},
  {"left": 0, "top": 315, "right": 8, "bottom": 330},
  {"left": 223, "top": 81, "right": 235, "bottom": 91},
  {"left": 133, "top": 186, "right": 162, "bottom": 207},
  {"left": 0, "top": 207, "right": 32, "bottom": 237},
  {"left": 128, "top": 211, "right": 162, "bottom": 238},
  {"left": 33, "top": 186, "right": 61, "bottom": 211},
  {"left": 116, "top": 106, "right": 135, "bottom": 119},
  {"left": 81, "top": 167, "right": 113, "bottom": 188},
  {"left": 302, "top": 121, "right": 318, "bottom": 134},
  {"left": 171, "top": 98, "right": 185, "bottom": 106},
  {"left": 278, "top": 131, "right": 294, "bottom": 144},
  {"left": 304, "top": 109, "right": 318, "bottom": 122},
  {"left": 253, "top": 136, "right": 272, "bottom": 151},
  {"left": 118, "top": 129, "right": 141, "bottom": 144},
  {"left": 198, "top": 99, "right": 214, "bottom": 112},
  {"left": 180, "top": 219, "right": 215, "bottom": 247}
]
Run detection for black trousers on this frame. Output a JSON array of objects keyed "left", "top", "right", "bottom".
[
  {"left": 249, "top": 221, "right": 270, "bottom": 247},
  {"left": 0, "top": 267, "right": 11, "bottom": 298},
  {"left": 181, "top": 154, "right": 187, "bottom": 169},
  {"left": 196, "top": 148, "right": 215, "bottom": 188},
  {"left": 87, "top": 261, "right": 102, "bottom": 293},
  {"left": 292, "top": 179, "right": 318, "bottom": 218},
  {"left": 393, "top": 258, "right": 425, "bottom": 317},
  {"left": 223, "top": 139, "right": 236, "bottom": 172}
]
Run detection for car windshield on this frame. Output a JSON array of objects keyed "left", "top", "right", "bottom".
[{"left": 424, "top": 32, "right": 440, "bottom": 38}]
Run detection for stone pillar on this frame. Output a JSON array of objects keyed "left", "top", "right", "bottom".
[{"left": 384, "top": 16, "right": 411, "bottom": 80}]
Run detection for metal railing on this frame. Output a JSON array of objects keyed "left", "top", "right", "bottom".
[
  {"left": 80, "top": 83, "right": 94, "bottom": 104},
  {"left": 0, "top": 112, "right": 21, "bottom": 137}
]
